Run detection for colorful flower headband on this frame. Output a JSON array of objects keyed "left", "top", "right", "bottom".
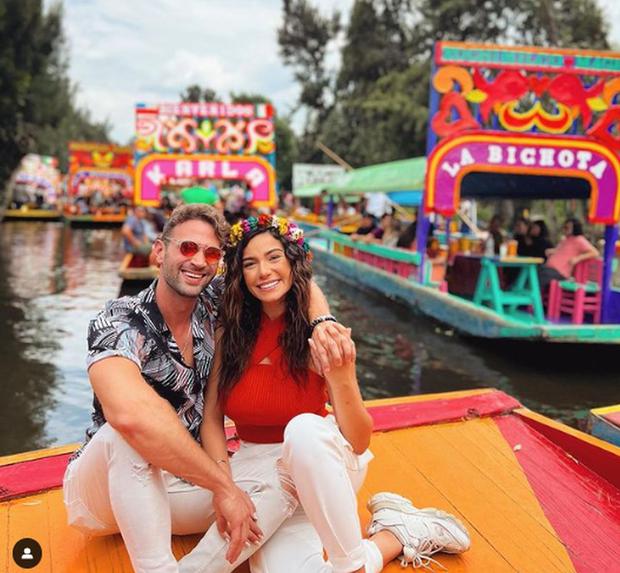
[{"left": 228, "top": 214, "right": 312, "bottom": 259}]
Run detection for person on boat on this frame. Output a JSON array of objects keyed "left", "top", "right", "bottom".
[
  {"left": 537, "top": 217, "right": 598, "bottom": 290},
  {"left": 179, "top": 214, "right": 470, "bottom": 572},
  {"left": 365, "top": 192, "right": 393, "bottom": 222},
  {"left": 396, "top": 220, "right": 417, "bottom": 249},
  {"left": 336, "top": 197, "right": 357, "bottom": 218},
  {"left": 64, "top": 204, "right": 352, "bottom": 573},
  {"left": 483, "top": 214, "right": 504, "bottom": 256},
  {"left": 524, "top": 220, "right": 553, "bottom": 260},
  {"left": 513, "top": 217, "right": 530, "bottom": 256},
  {"left": 122, "top": 205, "right": 154, "bottom": 256},
  {"left": 351, "top": 212, "right": 377, "bottom": 240},
  {"left": 363, "top": 213, "right": 401, "bottom": 247},
  {"left": 381, "top": 216, "right": 402, "bottom": 248}
]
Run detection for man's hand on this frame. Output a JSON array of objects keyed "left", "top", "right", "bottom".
[
  {"left": 212, "top": 484, "right": 263, "bottom": 563},
  {"left": 309, "top": 322, "right": 356, "bottom": 375}
]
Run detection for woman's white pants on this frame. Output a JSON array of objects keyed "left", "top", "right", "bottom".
[{"left": 63, "top": 415, "right": 381, "bottom": 573}]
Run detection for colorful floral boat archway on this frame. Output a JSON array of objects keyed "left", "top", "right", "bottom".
[
  {"left": 133, "top": 102, "right": 277, "bottom": 208},
  {"left": 418, "top": 41, "right": 620, "bottom": 324}
]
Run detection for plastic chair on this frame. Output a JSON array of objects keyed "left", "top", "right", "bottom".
[{"left": 547, "top": 258, "right": 603, "bottom": 324}]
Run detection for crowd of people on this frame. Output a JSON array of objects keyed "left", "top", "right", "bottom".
[{"left": 481, "top": 214, "right": 600, "bottom": 290}]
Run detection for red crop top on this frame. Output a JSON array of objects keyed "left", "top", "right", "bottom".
[{"left": 223, "top": 313, "right": 328, "bottom": 443}]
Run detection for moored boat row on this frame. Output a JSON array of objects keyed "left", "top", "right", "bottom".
[{"left": 3, "top": 209, "right": 127, "bottom": 227}]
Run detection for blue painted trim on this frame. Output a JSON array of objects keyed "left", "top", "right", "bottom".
[
  {"left": 387, "top": 191, "right": 423, "bottom": 206},
  {"left": 590, "top": 416, "right": 620, "bottom": 447},
  {"left": 601, "top": 225, "right": 618, "bottom": 323}
]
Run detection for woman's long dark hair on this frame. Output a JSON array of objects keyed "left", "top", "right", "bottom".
[
  {"left": 218, "top": 228, "right": 313, "bottom": 400},
  {"left": 531, "top": 219, "right": 549, "bottom": 239},
  {"left": 565, "top": 218, "right": 584, "bottom": 236}
]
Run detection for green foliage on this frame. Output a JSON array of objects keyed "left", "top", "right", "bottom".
[
  {"left": 180, "top": 84, "right": 220, "bottom": 103},
  {"left": 0, "top": 1, "right": 109, "bottom": 196},
  {"left": 278, "top": 0, "right": 611, "bottom": 170},
  {"left": 338, "top": 0, "right": 411, "bottom": 95},
  {"left": 278, "top": 0, "right": 340, "bottom": 113}
]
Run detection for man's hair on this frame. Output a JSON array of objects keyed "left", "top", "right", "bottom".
[{"left": 161, "top": 204, "right": 229, "bottom": 245}]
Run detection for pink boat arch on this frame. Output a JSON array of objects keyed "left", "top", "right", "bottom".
[
  {"left": 134, "top": 153, "right": 277, "bottom": 208},
  {"left": 424, "top": 132, "right": 620, "bottom": 225}
]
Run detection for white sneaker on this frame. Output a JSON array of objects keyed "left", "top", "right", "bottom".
[{"left": 367, "top": 492, "right": 470, "bottom": 570}]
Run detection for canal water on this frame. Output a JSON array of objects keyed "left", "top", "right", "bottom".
[{"left": 0, "top": 222, "right": 618, "bottom": 456}]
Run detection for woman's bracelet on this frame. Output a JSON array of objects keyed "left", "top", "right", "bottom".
[
  {"left": 310, "top": 314, "right": 338, "bottom": 331},
  {"left": 216, "top": 458, "right": 228, "bottom": 466}
]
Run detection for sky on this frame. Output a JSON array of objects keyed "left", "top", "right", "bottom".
[{"left": 50, "top": 0, "right": 620, "bottom": 144}]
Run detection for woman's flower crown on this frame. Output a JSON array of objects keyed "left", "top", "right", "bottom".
[{"left": 228, "top": 214, "right": 312, "bottom": 259}]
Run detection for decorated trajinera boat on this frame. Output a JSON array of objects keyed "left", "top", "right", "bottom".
[
  {"left": 63, "top": 142, "right": 133, "bottom": 227},
  {"left": 1, "top": 389, "right": 618, "bottom": 572},
  {"left": 133, "top": 101, "right": 277, "bottom": 210},
  {"left": 301, "top": 42, "right": 620, "bottom": 345},
  {"left": 3, "top": 154, "right": 63, "bottom": 222}
]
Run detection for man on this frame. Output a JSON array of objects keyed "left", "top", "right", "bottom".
[
  {"left": 64, "top": 204, "right": 352, "bottom": 573},
  {"left": 122, "top": 205, "right": 153, "bottom": 255}
]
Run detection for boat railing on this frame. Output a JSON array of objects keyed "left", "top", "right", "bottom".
[{"left": 318, "top": 229, "right": 432, "bottom": 282}]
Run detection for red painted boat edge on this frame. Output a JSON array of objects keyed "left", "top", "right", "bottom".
[
  {"left": 0, "top": 391, "right": 519, "bottom": 502},
  {"left": 367, "top": 390, "right": 521, "bottom": 431},
  {"left": 516, "top": 409, "right": 620, "bottom": 489},
  {"left": 496, "top": 415, "right": 620, "bottom": 572}
]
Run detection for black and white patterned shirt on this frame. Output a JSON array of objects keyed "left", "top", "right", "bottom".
[{"left": 74, "top": 277, "right": 223, "bottom": 459}]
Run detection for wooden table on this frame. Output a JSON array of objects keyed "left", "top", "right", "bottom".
[{"left": 473, "top": 256, "right": 545, "bottom": 322}]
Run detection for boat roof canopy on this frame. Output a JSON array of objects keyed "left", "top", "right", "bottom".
[
  {"left": 293, "top": 183, "right": 326, "bottom": 198},
  {"left": 326, "top": 156, "right": 426, "bottom": 195}
]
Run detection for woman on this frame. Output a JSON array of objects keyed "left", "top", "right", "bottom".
[
  {"left": 538, "top": 217, "right": 598, "bottom": 290},
  {"left": 483, "top": 214, "right": 504, "bottom": 256},
  {"left": 198, "top": 215, "right": 469, "bottom": 572},
  {"left": 525, "top": 220, "right": 553, "bottom": 260}
]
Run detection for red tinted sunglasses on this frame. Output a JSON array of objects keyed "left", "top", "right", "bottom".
[{"left": 166, "top": 238, "right": 222, "bottom": 264}]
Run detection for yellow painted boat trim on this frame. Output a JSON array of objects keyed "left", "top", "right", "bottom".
[{"left": 591, "top": 403, "right": 620, "bottom": 416}]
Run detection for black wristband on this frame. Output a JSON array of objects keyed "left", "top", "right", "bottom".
[{"left": 310, "top": 314, "right": 338, "bottom": 331}]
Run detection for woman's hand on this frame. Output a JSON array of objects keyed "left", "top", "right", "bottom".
[{"left": 309, "top": 323, "right": 356, "bottom": 375}]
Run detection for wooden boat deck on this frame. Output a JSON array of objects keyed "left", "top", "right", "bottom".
[{"left": 1, "top": 389, "right": 619, "bottom": 572}]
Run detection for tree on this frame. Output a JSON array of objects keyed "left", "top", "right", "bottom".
[
  {"left": 180, "top": 84, "right": 219, "bottom": 103},
  {"left": 0, "top": 1, "right": 110, "bottom": 194},
  {"left": 413, "top": 0, "right": 609, "bottom": 52},
  {"left": 280, "top": 0, "right": 611, "bottom": 171},
  {"left": 337, "top": 0, "right": 411, "bottom": 95},
  {"left": 278, "top": 0, "right": 340, "bottom": 127}
]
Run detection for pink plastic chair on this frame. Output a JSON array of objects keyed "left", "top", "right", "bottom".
[{"left": 547, "top": 258, "right": 603, "bottom": 324}]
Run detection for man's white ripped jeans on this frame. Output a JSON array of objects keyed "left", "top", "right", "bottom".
[
  {"left": 63, "top": 415, "right": 381, "bottom": 573},
  {"left": 63, "top": 423, "right": 292, "bottom": 573}
]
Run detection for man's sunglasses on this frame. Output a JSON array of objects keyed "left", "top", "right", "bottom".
[{"left": 165, "top": 238, "right": 222, "bottom": 264}]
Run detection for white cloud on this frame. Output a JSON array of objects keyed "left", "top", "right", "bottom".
[{"left": 50, "top": 0, "right": 619, "bottom": 143}]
